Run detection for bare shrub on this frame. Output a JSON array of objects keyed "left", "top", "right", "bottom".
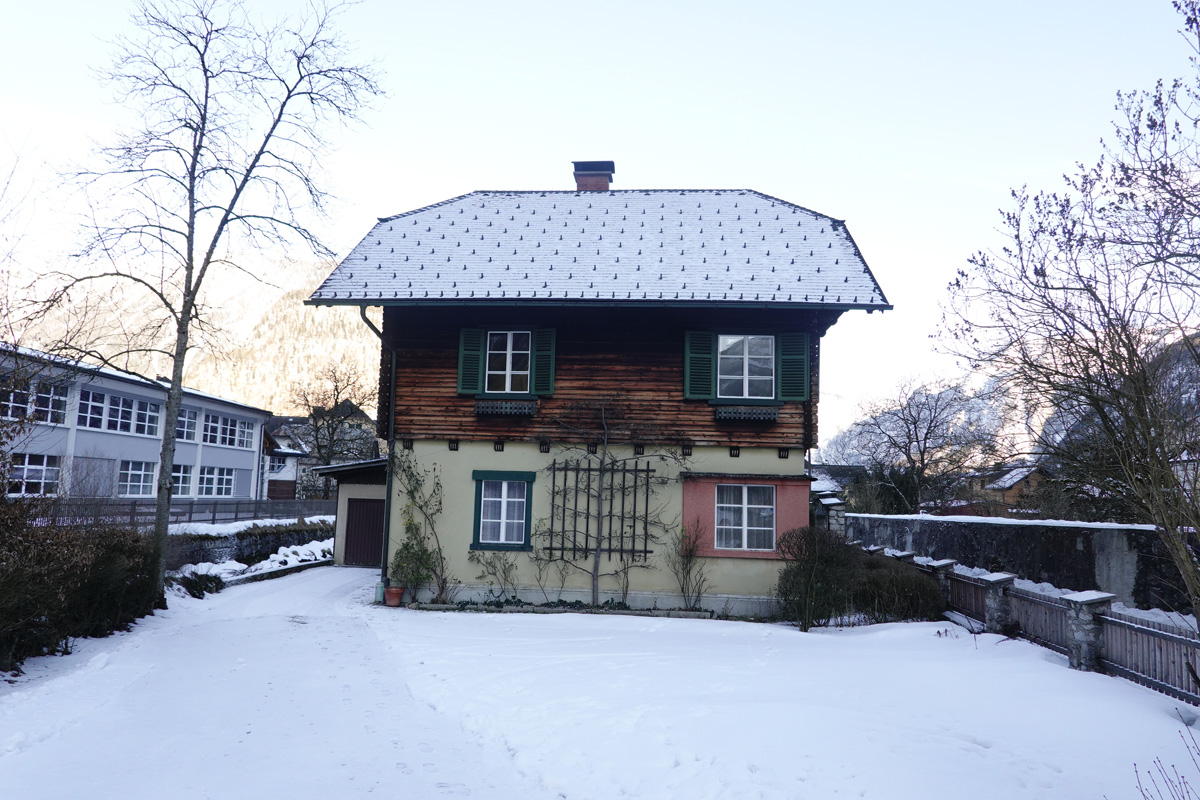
[{"left": 775, "top": 526, "right": 858, "bottom": 631}]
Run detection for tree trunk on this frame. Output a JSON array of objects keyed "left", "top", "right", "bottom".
[{"left": 150, "top": 317, "right": 191, "bottom": 605}]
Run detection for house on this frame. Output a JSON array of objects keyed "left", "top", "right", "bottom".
[
  {"left": 307, "top": 162, "right": 890, "bottom": 613},
  {"left": 266, "top": 401, "right": 380, "bottom": 499},
  {"left": 953, "top": 461, "right": 1049, "bottom": 517},
  {"left": 2, "top": 344, "right": 270, "bottom": 502}
]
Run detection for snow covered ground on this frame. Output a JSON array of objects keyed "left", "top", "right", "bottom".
[{"left": 2, "top": 567, "right": 1195, "bottom": 799}]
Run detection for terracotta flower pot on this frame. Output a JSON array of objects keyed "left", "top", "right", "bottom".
[{"left": 384, "top": 586, "right": 406, "bottom": 607}]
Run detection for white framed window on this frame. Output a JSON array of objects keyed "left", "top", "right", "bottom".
[
  {"left": 236, "top": 420, "right": 254, "bottom": 449},
  {"left": 717, "top": 335, "right": 775, "bottom": 399},
  {"left": 134, "top": 400, "right": 160, "bottom": 436},
  {"left": 0, "top": 377, "right": 29, "bottom": 420},
  {"left": 203, "top": 412, "right": 220, "bottom": 443},
  {"left": 198, "top": 466, "right": 234, "bottom": 496},
  {"left": 177, "top": 408, "right": 197, "bottom": 441},
  {"left": 202, "top": 412, "right": 252, "bottom": 448},
  {"left": 485, "top": 331, "right": 531, "bottom": 394},
  {"left": 107, "top": 396, "right": 135, "bottom": 433},
  {"left": 479, "top": 479, "right": 527, "bottom": 544},
  {"left": 118, "top": 460, "right": 156, "bottom": 497},
  {"left": 715, "top": 484, "right": 776, "bottom": 550},
  {"left": 171, "top": 464, "right": 193, "bottom": 496},
  {"left": 78, "top": 389, "right": 106, "bottom": 428},
  {"left": 31, "top": 384, "right": 68, "bottom": 424},
  {"left": 8, "top": 453, "right": 60, "bottom": 496},
  {"left": 269, "top": 456, "right": 287, "bottom": 473}
]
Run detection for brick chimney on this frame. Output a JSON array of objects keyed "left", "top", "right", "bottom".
[{"left": 573, "top": 160, "right": 615, "bottom": 191}]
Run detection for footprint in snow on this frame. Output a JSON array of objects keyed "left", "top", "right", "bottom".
[{"left": 435, "top": 782, "right": 470, "bottom": 796}]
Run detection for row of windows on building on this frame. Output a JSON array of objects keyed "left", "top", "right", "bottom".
[
  {"left": 476, "top": 478, "right": 777, "bottom": 552},
  {"left": 7, "top": 453, "right": 237, "bottom": 498},
  {"left": 481, "top": 331, "right": 777, "bottom": 397},
  {"left": 1, "top": 380, "right": 255, "bottom": 449}
]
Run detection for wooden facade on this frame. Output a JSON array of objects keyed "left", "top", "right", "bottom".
[{"left": 378, "top": 304, "right": 842, "bottom": 449}]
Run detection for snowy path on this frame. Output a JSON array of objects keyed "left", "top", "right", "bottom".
[{"left": 2, "top": 566, "right": 1196, "bottom": 799}]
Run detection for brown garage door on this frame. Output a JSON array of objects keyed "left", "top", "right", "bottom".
[{"left": 344, "top": 499, "right": 384, "bottom": 567}]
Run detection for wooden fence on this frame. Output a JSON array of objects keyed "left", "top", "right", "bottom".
[
  {"left": 1008, "top": 587, "right": 1070, "bottom": 655},
  {"left": 1098, "top": 610, "right": 1200, "bottom": 705},
  {"left": 938, "top": 564, "right": 1200, "bottom": 704},
  {"left": 947, "top": 573, "right": 987, "bottom": 622},
  {"left": 39, "top": 498, "right": 337, "bottom": 528}
]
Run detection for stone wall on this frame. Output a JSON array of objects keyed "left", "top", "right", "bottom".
[
  {"left": 165, "top": 522, "right": 334, "bottom": 569},
  {"left": 846, "top": 514, "right": 1182, "bottom": 610}
]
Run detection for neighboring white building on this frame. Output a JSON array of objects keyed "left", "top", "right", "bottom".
[{"left": 2, "top": 345, "right": 271, "bottom": 501}]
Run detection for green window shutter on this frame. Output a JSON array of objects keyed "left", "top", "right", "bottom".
[
  {"left": 457, "top": 328, "right": 485, "bottom": 394},
  {"left": 777, "top": 332, "right": 810, "bottom": 401},
  {"left": 684, "top": 331, "right": 716, "bottom": 399},
  {"left": 530, "top": 328, "right": 556, "bottom": 395}
]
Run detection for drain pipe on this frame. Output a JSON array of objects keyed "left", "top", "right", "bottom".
[{"left": 359, "top": 306, "right": 396, "bottom": 602}]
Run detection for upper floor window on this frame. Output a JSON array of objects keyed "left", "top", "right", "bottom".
[
  {"left": 202, "top": 413, "right": 254, "bottom": 448},
  {"left": 177, "top": 408, "right": 198, "bottom": 441},
  {"left": 457, "top": 328, "right": 556, "bottom": 397},
  {"left": 2, "top": 378, "right": 67, "bottom": 424},
  {"left": 684, "top": 331, "right": 810, "bottom": 403},
  {"left": 486, "top": 331, "right": 531, "bottom": 393},
  {"left": 269, "top": 456, "right": 287, "bottom": 473},
  {"left": 78, "top": 390, "right": 106, "bottom": 428},
  {"left": 31, "top": 384, "right": 68, "bottom": 424},
  {"left": 106, "top": 396, "right": 135, "bottom": 432},
  {"left": 718, "top": 335, "right": 774, "bottom": 399},
  {"left": 8, "top": 453, "right": 60, "bottom": 496},
  {"left": 134, "top": 400, "right": 160, "bottom": 436}
]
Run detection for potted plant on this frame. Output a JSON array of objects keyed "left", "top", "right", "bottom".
[{"left": 386, "top": 519, "right": 435, "bottom": 606}]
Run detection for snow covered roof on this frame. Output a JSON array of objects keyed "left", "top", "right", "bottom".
[
  {"left": 985, "top": 465, "right": 1037, "bottom": 491},
  {"left": 309, "top": 190, "right": 890, "bottom": 310},
  {"left": 0, "top": 342, "right": 271, "bottom": 415}
]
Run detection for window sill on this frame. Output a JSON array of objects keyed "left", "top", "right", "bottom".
[
  {"left": 469, "top": 542, "right": 533, "bottom": 552},
  {"left": 708, "top": 399, "right": 784, "bottom": 407}
]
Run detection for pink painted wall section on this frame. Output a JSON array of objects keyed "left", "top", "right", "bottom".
[{"left": 682, "top": 476, "right": 811, "bottom": 560}]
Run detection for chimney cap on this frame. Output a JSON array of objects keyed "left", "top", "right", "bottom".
[{"left": 572, "top": 160, "right": 615, "bottom": 175}]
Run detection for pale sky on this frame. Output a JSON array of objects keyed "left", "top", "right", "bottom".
[{"left": 0, "top": 0, "right": 1187, "bottom": 436}]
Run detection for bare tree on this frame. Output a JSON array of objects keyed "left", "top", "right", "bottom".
[
  {"left": 28, "top": 0, "right": 379, "bottom": 598},
  {"left": 830, "top": 379, "right": 1008, "bottom": 514},
  {"left": 289, "top": 361, "right": 378, "bottom": 498},
  {"left": 946, "top": 1, "right": 1200, "bottom": 618}
]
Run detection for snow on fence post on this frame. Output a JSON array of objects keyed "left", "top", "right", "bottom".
[
  {"left": 1062, "top": 591, "right": 1115, "bottom": 671},
  {"left": 890, "top": 551, "right": 916, "bottom": 563},
  {"left": 980, "top": 573, "right": 1017, "bottom": 634},
  {"left": 928, "top": 559, "right": 958, "bottom": 605}
]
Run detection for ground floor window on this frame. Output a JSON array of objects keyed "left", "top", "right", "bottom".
[
  {"left": 171, "top": 464, "right": 193, "bottom": 497},
  {"left": 715, "top": 484, "right": 776, "bottom": 550},
  {"left": 8, "top": 453, "right": 60, "bottom": 496},
  {"left": 118, "top": 460, "right": 156, "bottom": 497},
  {"left": 198, "top": 466, "right": 235, "bottom": 496},
  {"left": 471, "top": 470, "right": 535, "bottom": 550}
]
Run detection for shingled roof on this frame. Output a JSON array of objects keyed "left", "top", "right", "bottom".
[{"left": 309, "top": 189, "right": 890, "bottom": 310}]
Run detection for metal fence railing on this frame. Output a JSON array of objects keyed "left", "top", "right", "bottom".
[{"left": 38, "top": 498, "right": 337, "bottom": 528}]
